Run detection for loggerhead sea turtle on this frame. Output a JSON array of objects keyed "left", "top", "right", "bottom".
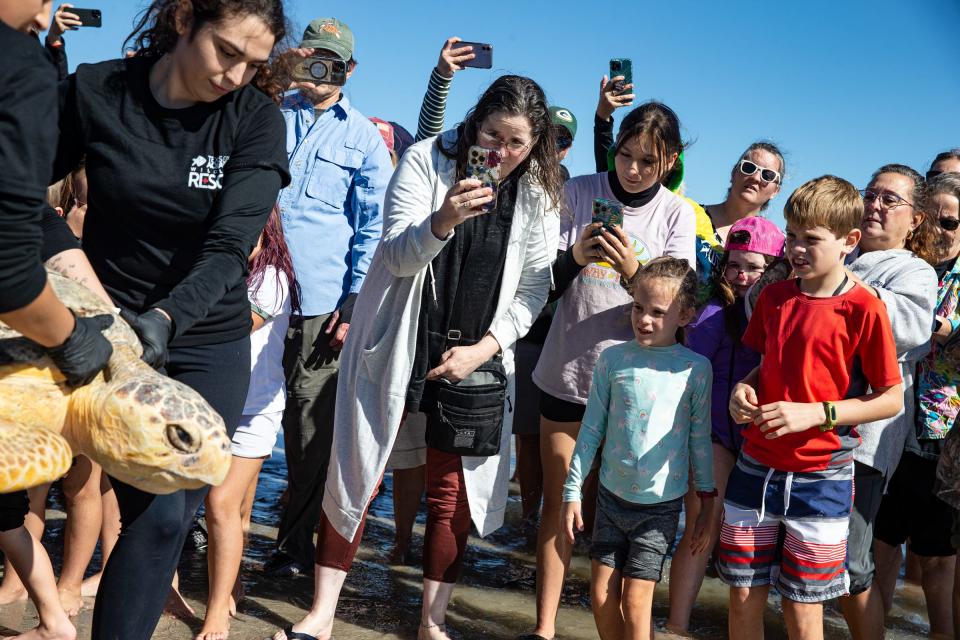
[{"left": 0, "top": 271, "right": 232, "bottom": 494}]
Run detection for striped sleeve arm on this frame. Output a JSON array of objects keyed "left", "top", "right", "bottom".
[{"left": 415, "top": 67, "right": 453, "bottom": 142}]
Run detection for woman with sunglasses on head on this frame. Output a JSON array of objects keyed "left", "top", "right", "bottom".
[
  {"left": 46, "top": 1, "right": 291, "bottom": 638},
  {"left": 927, "top": 148, "right": 960, "bottom": 182},
  {"left": 869, "top": 172, "right": 960, "bottom": 639},
  {"left": 273, "top": 75, "right": 563, "bottom": 640},
  {"left": 828, "top": 165, "right": 937, "bottom": 640},
  {"left": 524, "top": 101, "right": 695, "bottom": 640}
]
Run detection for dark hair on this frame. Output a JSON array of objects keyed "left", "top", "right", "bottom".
[
  {"left": 869, "top": 164, "right": 937, "bottom": 265},
  {"left": 633, "top": 256, "right": 697, "bottom": 344},
  {"left": 124, "top": 0, "right": 289, "bottom": 103},
  {"left": 729, "top": 140, "right": 786, "bottom": 212},
  {"left": 930, "top": 148, "right": 960, "bottom": 172},
  {"left": 438, "top": 75, "right": 564, "bottom": 211},
  {"left": 248, "top": 206, "right": 300, "bottom": 315},
  {"left": 57, "top": 160, "right": 87, "bottom": 214},
  {"left": 614, "top": 102, "right": 685, "bottom": 185}
]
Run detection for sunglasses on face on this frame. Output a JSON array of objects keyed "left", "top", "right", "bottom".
[
  {"left": 940, "top": 217, "right": 960, "bottom": 231},
  {"left": 738, "top": 159, "right": 781, "bottom": 184}
]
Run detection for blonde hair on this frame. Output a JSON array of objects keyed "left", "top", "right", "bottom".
[{"left": 784, "top": 175, "right": 862, "bottom": 237}]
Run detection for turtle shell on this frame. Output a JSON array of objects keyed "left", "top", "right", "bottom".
[{"left": 0, "top": 271, "right": 142, "bottom": 368}]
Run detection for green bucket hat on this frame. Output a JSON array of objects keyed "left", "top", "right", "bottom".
[
  {"left": 549, "top": 106, "right": 577, "bottom": 139},
  {"left": 301, "top": 17, "right": 354, "bottom": 62}
]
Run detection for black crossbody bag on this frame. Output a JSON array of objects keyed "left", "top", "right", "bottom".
[{"left": 425, "top": 330, "right": 509, "bottom": 457}]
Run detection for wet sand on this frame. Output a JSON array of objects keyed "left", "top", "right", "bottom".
[{"left": 0, "top": 444, "right": 938, "bottom": 639}]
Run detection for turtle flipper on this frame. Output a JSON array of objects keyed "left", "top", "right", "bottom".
[{"left": 0, "top": 422, "right": 73, "bottom": 492}]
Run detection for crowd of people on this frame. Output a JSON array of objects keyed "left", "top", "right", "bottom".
[{"left": 2, "top": 1, "right": 960, "bottom": 640}]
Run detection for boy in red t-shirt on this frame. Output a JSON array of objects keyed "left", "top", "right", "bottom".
[{"left": 718, "top": 176, "right": 903, "bottom": 639}]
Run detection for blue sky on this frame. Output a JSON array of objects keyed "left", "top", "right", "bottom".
[{"left": 59, "top": 0, "right": 959, "bottom": 225}]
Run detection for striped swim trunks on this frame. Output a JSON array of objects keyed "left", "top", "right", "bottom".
[{"left": 716, "top": 452, "right": 854, "bottom": 603}]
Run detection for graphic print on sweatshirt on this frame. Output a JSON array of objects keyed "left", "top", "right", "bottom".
[
  {"left": 188, "top": 154, "right": 229, "bottom": 190},
  {"left": 581, "top": 231, "right": 651, "bottom": 289}
]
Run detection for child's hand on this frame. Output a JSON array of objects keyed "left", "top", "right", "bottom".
[
  {"left": 561, "top": 501, "right": 583, "bottom": 544},
  {"left": 596, "top": 225, "right": 639, "bottom": 280},
  {"left": 729, "top": 382, "right": 760, "bottom": 424},
  {"left": 756, "top": 401, "right": 827, "bottom": 439},
  {"left": 690, "top": 496, "right": 715, "bottom": 554}
]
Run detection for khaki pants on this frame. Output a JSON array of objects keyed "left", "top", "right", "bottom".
[{"left": 275, "top": 313, "right": 340, "bottom": 566}]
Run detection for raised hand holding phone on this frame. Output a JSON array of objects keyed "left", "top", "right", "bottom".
[
  {"left": 436, "top": 37, "right": 477, "bottom": 78},
  {"left": 431, "top": 179, "right": 495, "bottom": 239},
  {"left": 597, "top": 62, "right": 635, "bottom": 121}
]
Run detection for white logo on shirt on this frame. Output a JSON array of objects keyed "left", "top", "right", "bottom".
[{"left": 187, "top": 155, "right": 229, "bottom": 190}]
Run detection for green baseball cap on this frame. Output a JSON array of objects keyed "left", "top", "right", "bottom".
[
  {"left": 549, "top": 106, "right": 577, "bottom": 139},
  {"left": 300, "top": 17, "right": 354, "bottom": 62}
]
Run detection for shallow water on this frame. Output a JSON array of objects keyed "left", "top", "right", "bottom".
[{"left": 0, "top": 437, "right": 939, "bottom": 639}]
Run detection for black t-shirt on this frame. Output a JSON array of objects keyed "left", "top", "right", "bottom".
[
  {"left": 0, "top": 22, "right": 58, "bottom": 313},
  {"left": 53, "top": 57, "right": 290, "bottom": 346}
]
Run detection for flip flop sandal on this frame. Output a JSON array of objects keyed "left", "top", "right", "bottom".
[{"left": 277, "top": 628, "right": 324, "bottom": 640}]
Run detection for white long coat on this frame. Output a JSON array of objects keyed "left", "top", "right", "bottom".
[{"left": 322, "top": 130, "right": 560, "bottom": 541}]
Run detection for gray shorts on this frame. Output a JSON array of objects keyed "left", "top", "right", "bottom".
[{"left": 590, "top": 483, "right": 682, "bottom": 581}]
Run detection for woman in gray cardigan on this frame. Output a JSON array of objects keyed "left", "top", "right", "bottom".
[{"left": 839, "top": 164, "right": 938, "bottom": 640}]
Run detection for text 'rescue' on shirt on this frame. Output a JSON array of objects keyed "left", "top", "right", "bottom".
[{"left": 53, "top": 57, "right": 290, "bottom": 347}]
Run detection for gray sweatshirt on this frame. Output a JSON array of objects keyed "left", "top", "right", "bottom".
[{"left": 847, "top": 249, "right": 937, "bottom": 480}]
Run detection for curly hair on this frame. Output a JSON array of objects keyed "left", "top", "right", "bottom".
[
  {"left": 124, "top": 0, "right": 289, "bottom": 104},
  {"left": 869, "top": 164, "right": 937, "bottom": 265},
  {"left": 438, "top": 75, "right": 564, "bottom": 212},
  {"left": 633, "top": 256, "right": 698, "bottom": 344}
]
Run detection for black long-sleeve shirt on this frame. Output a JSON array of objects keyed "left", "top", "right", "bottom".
[
  {"left": 53, "top": 57, "right": 290, "bottom": 346},
  {"left": 594, "top": 114, "right": 615, "bottom": 173},
  {"left": 0, "top": 23, "right": 58, "bottom": 313}
]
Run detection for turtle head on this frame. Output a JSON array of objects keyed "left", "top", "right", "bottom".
[{"left": 68, "top": 371, "right": 232, "bottom": 494}]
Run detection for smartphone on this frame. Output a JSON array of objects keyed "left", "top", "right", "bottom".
[
  {"left": 591, "top": 198, "right": 624, "bottom": 236},
  {"left": 291, "top": 55, "right": 348, "bottom": 86},
  {"left": 609, "top": 58, "right": 632, "bottom": 96},
  {"left": 70, "top": 8, "right": 102, "bottom": 27},
  {"left": 466, "top": 146, "right": 502, "bottom": 213},
  {"left": 459, "top": 42, "right": 493, "bottom": 69}
]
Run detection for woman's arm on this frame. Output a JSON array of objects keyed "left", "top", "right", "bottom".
[{"left": 847, "top": 260, "right": 938, "bottom": 354}]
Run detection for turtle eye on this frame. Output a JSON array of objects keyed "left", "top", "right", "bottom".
[{"left": 166, "top": 424, "right": 199, "bottom": 453}]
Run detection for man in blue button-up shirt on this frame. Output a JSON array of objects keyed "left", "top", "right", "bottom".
[{"left": 270, "top": 17, "right": 392, "bottom": 576}]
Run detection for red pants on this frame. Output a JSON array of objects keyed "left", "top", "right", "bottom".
[{"left": 314, "top": 448, "right": 471, "bottom": 583}]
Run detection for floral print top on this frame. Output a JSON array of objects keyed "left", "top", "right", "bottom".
[
  {"left": 916, "top": 257, "right": 960, "bottom": 439},
  {"left": 562, "top": 341, "right": 715, "bottom": 504}
]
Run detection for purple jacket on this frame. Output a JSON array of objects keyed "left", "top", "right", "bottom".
[{"left": 685, "top": 298, "right": 760, "bottom": 451}]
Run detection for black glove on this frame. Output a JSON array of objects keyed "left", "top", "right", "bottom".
[
  {"left": 120, "top": 308, "right": 173, "bottom": 369},
  {"left": 46, "top": 313, "right": 114, "bottom": 386}
]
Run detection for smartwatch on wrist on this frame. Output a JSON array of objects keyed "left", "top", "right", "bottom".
[{"left": 819, "top": 401, "right": 838, "bottom": 432}]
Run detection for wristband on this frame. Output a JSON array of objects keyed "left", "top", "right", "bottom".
[{"left": 819, "top": 401, "right": 838, "bottom": 432}]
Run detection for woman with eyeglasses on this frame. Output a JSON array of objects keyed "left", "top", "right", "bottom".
[
  {"left": 828, "top": 164, "right": 938, "bottom": 639},
  {"left": 869, "top": 171, "right": 960, "bottom": 639},
  {"left": 273, "top": 75, "right": 563, "bottom": 640},
  {"left": 524, "top": 101, "right": 695, "bottom": 640},
  {"left": 927, "top": 148, "right": 960, "bottom": 182}
]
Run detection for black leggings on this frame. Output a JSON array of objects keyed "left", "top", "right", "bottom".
[{"left": 91, "top": 336, "right": 250, "bottom": 640}]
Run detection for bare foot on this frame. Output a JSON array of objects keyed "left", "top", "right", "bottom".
[
  {"left": 0, "top": 583, "right": 28, "bottom": 605},
  {"left": 163, "top": 586, "right": 197, "bottom": 621},
  {"left": 195, "top": 607, "right": 230, "bottom": 640},
  {"left": 57, "top": 586, "right": 83, "bottom": 617},
  {"left": 12, "top": 617, "right": 76, "bottom": 640},
  {"left": 228, "top": 579, "right": 244, "bottom": 618},
  {"left": 79, "top": 572, "right": 101, "bottom": 598},
  {"left": 417, "top": 623, "right": 450, "bottom": 640}
]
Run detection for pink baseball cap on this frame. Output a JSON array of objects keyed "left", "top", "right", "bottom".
[
  {"left": 369, "top": 117, "right": 395, "bottom": 154},
  {"left": 725, "top": 216, "right": 785, "bottom": 258}
]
